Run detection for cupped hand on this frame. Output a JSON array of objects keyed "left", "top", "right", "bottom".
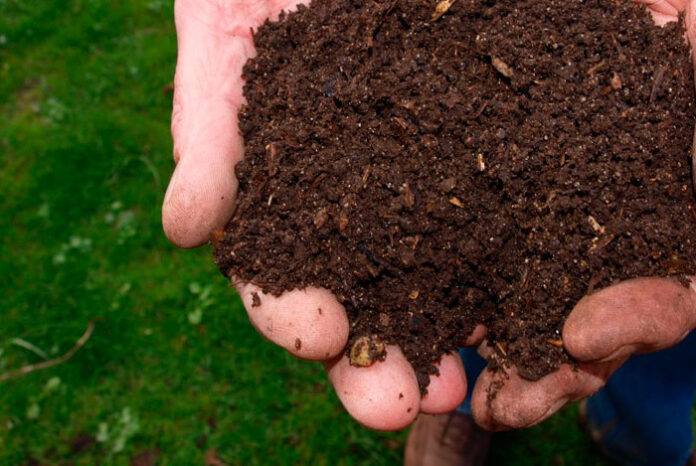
[
  {"left": 472, "top": 277, "right": 696, "bottom": 430},
  {"left": 163, "top": 0, "right": 696, "bottom": 432},
  {"left": 163, "top": 0, "right": 469, "bottom": 430},
  {"left": 471, "top": 0, "right": 696, "bottom": 431}
]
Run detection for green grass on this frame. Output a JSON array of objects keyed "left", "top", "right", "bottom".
[{"left": 0, "top": 0, "right": 616, "bottom": 463}]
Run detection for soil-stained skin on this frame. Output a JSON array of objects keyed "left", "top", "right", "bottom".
[{"left": 214, "top": 0, "right": 696, "bottom": 391}]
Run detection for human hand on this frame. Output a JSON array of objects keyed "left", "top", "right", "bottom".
[
  {"left": 470, "top": 0, "right": 696, "bottom": 431},
  {"left": 471, "top": 277, "right": 696, "bottom": 430},
  {"left": 162, "top": 0, "right": 471, "bottom": 430}
]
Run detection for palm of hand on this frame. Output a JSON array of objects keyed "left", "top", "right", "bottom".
[{"left": 163, "top": 0, "right": 696, "bottom": 431}]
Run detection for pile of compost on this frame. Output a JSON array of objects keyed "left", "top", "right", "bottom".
[{"left": 213, "top": 0, "right": 696, "bottom": 390}]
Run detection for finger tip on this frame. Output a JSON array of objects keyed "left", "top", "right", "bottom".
[
  {"left": 473, "top": 364, "right": 582, "bottom": 430},
  {"left": 563, "top": 287, "right": 630, "bottom": 362},
  {"left": 470, "top": 368, "right": 534, "bottom": 430},
  {"left": 420, "top": 353, "right": 467, "bottom": 414},
  {"left": 470, "top": 369, "right": 503, "bottom": 431},
  {"left": 464, "top": 324, "right": 488, "bottom": 346},
  {"left": 562, "top": 278, "right": 672, "bottom": 362},
  {"left": 326, "top": 346, "right": 420, "bottom": 430},
  {"left": 162, "top": 154, "right": 237, "bottom": 248},
  {"left": 162, "top": 178, "right": 219, "bottom": 248},
  {"left": 162, "top": 214, "right": 207, "bottom": 249},
  {"left": 561, "top": 313, "right": 593, "bottom": 360},
  {"left": 240, "top": 284, "right": 349, "bottom": 360}
]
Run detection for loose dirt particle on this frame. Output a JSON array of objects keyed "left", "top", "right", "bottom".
[
  {"left": 449, "top": 197, "right": 464, "bottom": 208},
  {"left": 491, "top": 57, "right": 514, "bottom": 78},
  {"left": 610, "top": 71, "right": 623, "bottom": 90},
  {"left": 349, "top": 335, "right": 387, "bottom": 367},
  {"left": 439, "top": 177, "right": 457, "bottom": 193}
]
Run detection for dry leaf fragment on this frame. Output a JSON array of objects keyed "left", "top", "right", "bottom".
[
  {"left": 548, "top": 339, "right": 564, "bottom": 348},
  {"left": 432, "top": 0, "right": 456, "bottom": 21},
  {"left": 491, "top": 57, "right": 514, "bottom": 78},
  {"left": 265, "top": 143, "right": 278, "bottom": 176},
  {"left": 338, "top": 212, "right": 349, "bottom": 231},
  {"left": 476, "top": 153, "right": 486, "bottom": 171},
  {"left": 400, "top": 183, "right": 415, "bottom": 208},
  {"left": 449, "top": 197, "right": 464, "bottom": 208},
  {"left": 361, "top": 165, "right": 372, "bottom": 185},
  {"left": 610, "top": 72, "right": 622, "bottom": 90},
  {"left": 587, "top": 215, "right": 606, "bottom": 234},
  {"left": 587, "top": 60, "right": 606, "bottom": 76}
]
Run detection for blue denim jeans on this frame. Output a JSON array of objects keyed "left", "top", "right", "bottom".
[{"left": 457, "top": 330, "right": 696, "bottom": 466}]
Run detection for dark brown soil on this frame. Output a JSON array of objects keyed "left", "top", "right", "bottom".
[{"left": 213, "top": 0, "right": 696, "bottom": 391}]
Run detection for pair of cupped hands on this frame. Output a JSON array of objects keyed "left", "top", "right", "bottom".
[{"left": 163, "top": 0, "right": 696, "bottom": 431}]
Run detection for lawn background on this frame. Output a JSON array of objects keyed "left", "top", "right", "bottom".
[{"left": 0, "top": 0, "right": 661, "bottom": 464}]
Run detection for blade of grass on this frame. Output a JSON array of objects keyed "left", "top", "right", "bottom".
[{"left": 10, "top": 338, "right": 49, "bottom": 360}]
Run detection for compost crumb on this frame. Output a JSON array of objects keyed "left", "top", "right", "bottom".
[{"left": 213, "top": 0, "right": 696, "bottom": 391}]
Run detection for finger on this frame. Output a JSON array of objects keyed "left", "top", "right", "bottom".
[
  {"left": 639, "top": 0, "right": 686, "bottom": 25},
  {"left": 685, "top": 0, "right": 696, "bottom": 65},
  {"left": 324, "top": 346, "right": 420, "bottom": 430},
  {"left": 163, "top": 113, "right": 242, "bottom": 248},
  {"left": 637, "top": 0, "right": 696, "bottom": 70},
  {"left": 471, "top": 361, "right": 621, "bottom": 431},
  {"left": 237, "top": 283, "right": 349, "bottom": 360},
  {"left": 464, "top": 324, "right": 487, "bottom": 347},
  {"left": 163, "top": 0, "right": 309, "bottom": 247},
  {"left": 163, "top": 1, "right": 255, "bottom": 247},
  {"left": 564, "top": 277, "right": 696, "bottom": 363},
  {"left": 420, "top": 352, "right": 468, "bottom": 414}
]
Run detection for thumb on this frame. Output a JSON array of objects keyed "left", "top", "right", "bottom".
[
  {"left": 563, "top": 277, "right": 696, "bottom": 363},
  {"left": 163, "top": 0, "right": 314, "bottom": 247},
  {"left": 163, "top": 0, "right": 257, "bottom": 248}
]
